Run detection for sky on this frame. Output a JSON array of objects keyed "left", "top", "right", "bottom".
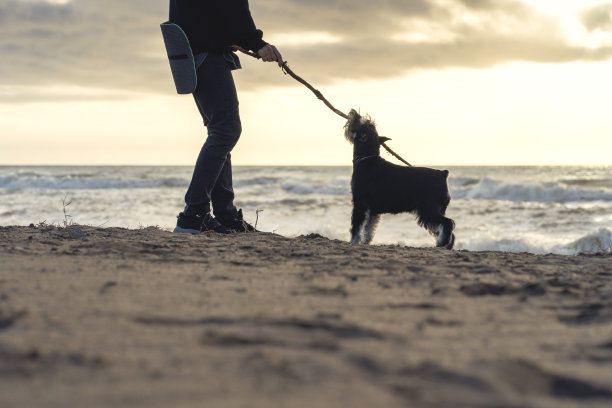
[{"left": 1, "top": 0, "right": 611, "bottom": 166}]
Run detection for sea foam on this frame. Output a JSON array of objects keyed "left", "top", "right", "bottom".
[
  {"left": 460, "top": 228, "right": 612, "bottom": 255},
  {"left": 451, "top": 177, "right": 612, "bottom": 203},
  {"left": 559, "top": 228, "right": 612, "bottom": 255}
]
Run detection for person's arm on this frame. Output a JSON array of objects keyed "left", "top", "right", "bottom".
[{"left": 219, "top": 0, "right": 283, "bottom": 64}]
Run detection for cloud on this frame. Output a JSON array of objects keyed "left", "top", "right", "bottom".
[
  {"left": 581, "top": 3, "right": 612, "bottom": 32},
  {"left": 1, "top": 0, "right": 611, "bottom": 103},
  {"left": 0, "top": 0, "right": 170, "bottom": 100},
  {"left": 250, "top": 0, "right": 432, "bottom": 36}
]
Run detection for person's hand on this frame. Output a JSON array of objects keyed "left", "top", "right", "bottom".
[{"left": 257, "top": 44, "right": 283, "bottom": 66}]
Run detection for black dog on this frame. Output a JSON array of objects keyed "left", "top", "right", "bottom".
[{"left": 344, "top": 110, "right": 455, "bottom": 249}]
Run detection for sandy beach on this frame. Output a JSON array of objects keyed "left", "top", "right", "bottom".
[{"left": 0, "top": 224, "right": 611, "bottom": 407}]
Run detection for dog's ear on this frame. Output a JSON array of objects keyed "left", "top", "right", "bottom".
[{"left": 378, "top": 136, "right": 391, "bottom": 145}]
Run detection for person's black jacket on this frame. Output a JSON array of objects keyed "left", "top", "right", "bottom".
[{"left": 169, "top": 0, "right": 268, "bottom": 54}]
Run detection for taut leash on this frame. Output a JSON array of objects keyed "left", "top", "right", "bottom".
[{"left": 233, "top": 45, "right": 413, "bottom": 167}]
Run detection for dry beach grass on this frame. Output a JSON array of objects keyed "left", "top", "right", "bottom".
[{"left": 0, "top": 225, "right": 611, "bottom": 407}]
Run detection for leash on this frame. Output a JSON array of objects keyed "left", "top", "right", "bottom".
[{"left": 233, "top": 46, "right": 413, "bottom": 167}]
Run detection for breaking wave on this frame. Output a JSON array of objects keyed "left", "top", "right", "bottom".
[
  {"left": 0, "top": 170, "right": 350, "bottom": 195},
  {"left": 279, "top": 180, "right": 349, "bottom": 196},
  {"left": 559, "top": 228, "right": 612, "bottom": 255},
  {"left": 451, "top": 177, "right": 612, "bottom": 203},
  {"left": 461, "top": 228, "right": 612, "bottom": 256},
  {"left": 0, "top": 173, "right": 188, "bottom": 190}
]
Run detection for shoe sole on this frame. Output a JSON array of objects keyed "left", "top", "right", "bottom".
[
  {"left": 201, "top": 228, "right": 235, "bottom": 234},
  {"left": 216, "top": 222, "right": 256, "bottom": 233},
  {"left": 173, "top": 226, "right": 201, "bottom": 234}
]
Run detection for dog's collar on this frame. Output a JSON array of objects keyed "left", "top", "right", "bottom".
[{"left": 352, "top": 155, "right": 379, "bottom": 165}]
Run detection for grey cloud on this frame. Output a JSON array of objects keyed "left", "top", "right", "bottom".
[
  {"left": 0, "top": 0, "right": 611, "bottom": 103},
  {"left": 581, "top": 3, "right": 612, "bottom": 31},
  {"left": 456, "top": 0, "right": 512, "bottom": 10},
  {"left": 247, "top": 0, "right": 611, "bottom": 85},
  {"left": 260, "top": 35, "right": 610, "bottom": 91},
  {"left": 0, "top": 0, "right": 74, "bottom": 21},
  {"left": 0, "top": 0, "right": 169, "bottom": 96},
  {"left": 250, "top": 0, "right": 431, "bottom": 35}
]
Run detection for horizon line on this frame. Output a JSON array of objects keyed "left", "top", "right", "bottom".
[{"left": 1, "top": 163, "right": 610, "bottom": 167}]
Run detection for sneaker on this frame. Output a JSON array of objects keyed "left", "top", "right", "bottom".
[
  {"left": 174, "top": 212, "right": 234, "bottom": 234},
  {"left": 217, "top": 208, "right": 257, "bottom": 232},
  {"left": 174, "top": 212, "right": 204, "bottom": 234},
  {"left": 201, "top": 213, "right": 235, "bottom": 234}
]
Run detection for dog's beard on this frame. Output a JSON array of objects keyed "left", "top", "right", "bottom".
[
  {"left": 344, "top": 109, "right": 375, "bottom": 144},
  {"left": 344, "top": 128, "right": 357, "bottom": 144},
  {"left": 344, "top": 109, "right": 361, "bottom": 144}
]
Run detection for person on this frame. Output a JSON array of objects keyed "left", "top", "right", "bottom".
[{"left": 169, "top": 0, "right": 283, "bottom": 234}]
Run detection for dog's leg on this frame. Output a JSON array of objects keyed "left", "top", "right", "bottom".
[
  {"left": 435, "top": 218, "right": 455, "bottom": 249},
  {"left": 362, "top": 211, "right": 381, "bottom": 245},
  {"left": 350, "top": 203, "right": 367, "bottom": 244},
  {"left": 417, "top": 210, "right": 455, "bottom": 249},
  {"left": 438, "top": 193, "right": 455, "bottom": 249}
]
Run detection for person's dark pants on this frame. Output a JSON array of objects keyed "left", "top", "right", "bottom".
[{"left": 183, "top": 53, "right": 241, "bottom": 218}]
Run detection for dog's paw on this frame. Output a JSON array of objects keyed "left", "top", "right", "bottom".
[
  {"left": 436, "top": 232, "right": 455, "bottom": 249},
  {"left": 445, "top": 233, "right": 455, "bottom": 250}
]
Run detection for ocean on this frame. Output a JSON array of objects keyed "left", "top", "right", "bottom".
[{"left": 0, "top": 165, "right": 610, "bottom": 256}]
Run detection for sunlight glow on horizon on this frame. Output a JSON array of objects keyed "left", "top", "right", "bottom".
[{"left": 2, "top": 59, "right": 611, "bottom": 166}]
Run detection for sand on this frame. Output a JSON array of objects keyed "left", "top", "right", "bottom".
[{"left": 0, "top": 224, "right": 611, "bottom": 408}]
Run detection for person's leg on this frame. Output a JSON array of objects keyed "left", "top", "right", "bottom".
[
  {"left": 183, "top": 53, "right": 241, "bottom": 217},
  {"left": 210, "top": 152, "right": 236, "bottom": 218}
]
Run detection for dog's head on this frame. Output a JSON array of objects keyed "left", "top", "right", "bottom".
[{"left": 344, "top": 109, "right": 391, "bottom": 156}]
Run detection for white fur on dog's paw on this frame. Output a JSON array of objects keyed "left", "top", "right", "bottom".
[{"left": 446, "top": 233, "right": 455, "bottom": 250}]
